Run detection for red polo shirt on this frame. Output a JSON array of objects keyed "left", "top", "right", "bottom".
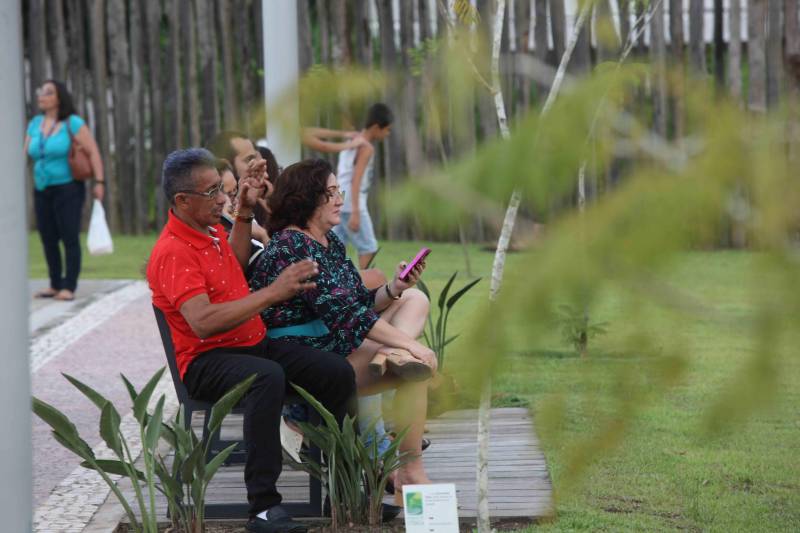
[{"left": 147, "top": 210, "right": 266, "bottom": 379}]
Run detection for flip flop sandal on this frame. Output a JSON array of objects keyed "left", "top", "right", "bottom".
[
  {"left": 54, "top": 290, "right": 75, "bottom": 301},
  {"left": 34, "top": 289, "right": 58, "bottom": 298}
]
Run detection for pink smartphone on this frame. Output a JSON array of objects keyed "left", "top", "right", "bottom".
[{"left": 399, "top": 247, "right": 431, "bottom": 281}]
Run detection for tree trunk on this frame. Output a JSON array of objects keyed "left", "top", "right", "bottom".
[
  {"left": 786, "top": 0, "right": 800, "bottom": 92},
  {"left": 107, "top": 0, "right": 133, "bottom": 233},
  {"left": 569, "top": 6, "right": 592, "bottom": 75},
  {"left": 196, "top": 0, "right": 218, "bottom": 142},
  {"left": 376, "top": 0, "right": 404, "bottom": 240},
  {"left": 67, "top": 0, "right": 87, "bottom": 116},
  {"left": 318, "top": 0, "right": 331, "bottom": 65},
  {"left": 766, "top": 0, "right": 783, "bottom": 107},
  {"left": 130, "top": 0, "right": 148, "bottom": 233},
  {"left": 400, "top": 0, "right": 424, "bottom": 179},
  {"left": 728, "top": 0, "right": 743, "bottom": 100},
  {"left": 689, "top": 0, "right": 706, "bottom": 74},
  {"left": 595, "top": 0, "right": 618, "bottom": 63},
  {"left": 298, "top": 0, "right": 314, "bottom": 72},
  {"left": 217, "top": 0, "right": 239, "bottom": 128},
  {"left": 89, "top": 0, "right": 115, "bottom": 228},
  {"left": 477, "top": 0, "right": 499, "bottom": 140},
  {"left": 47, "top": 0, "right": 69, "bottom": 82},
  {"left": 331, "top": 0, "right": 351, "bottom": 66},
  {"left": 235, "top": 0, "right": 254, "bottom": 133},
  {"left": 145, "top": 0, "right": 167, "bottom": 227},
  {"left": 549, "top": 0, "right": 566, "bottom": 61},
  {"left": 27, "top": 0, "right": 48, "bottom": 116},
  {"left": 533, "top": 0, "right": 548, "bottom": 98},
  {"left": 419, "top": 0, "right": 432, "bottom": 41},
  {"left": 748, "top": 0, "right": 768, "bottom": 112},
  {"left": 713, "top": 0, "right": 725, "bottom": 86},
  {"left": 167, "top": 0, "right": 185, "bottom": 150},
  {"left": 651, "top": 0, "right": 668, "bottom": 136},
  {"left": 513, "top": 0, "right": 530, "bottom": 113},
  {"left": 181, "top": 0, "right": 201, "bottom": 145},
  {"left": 671, "top": 0, "right": 686, "bottom": 137},
  {"left": 355, "top": 0, "right": 374, "bottom": 66},
  {"left": 619, "top": 0, "right": 631, "bottom": 52}
]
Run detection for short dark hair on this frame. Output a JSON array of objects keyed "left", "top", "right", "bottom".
[
  {"left": 365, "top": 103, "right": 393, "bottom": 129},
  {"left": 162, "top": 148, "right": 217, "bottom": 205},
  {"left": 268, "top": 159, "right": 333, "bottom": 234},
  {"left": 204, "top": 130, "right": 249, "bottom": 178},
  {"left": 256, "top": 146, "right": 281, "bottom": 183},
  {"left": 44, "top": 79, "right": 77, "bottom": 121}
]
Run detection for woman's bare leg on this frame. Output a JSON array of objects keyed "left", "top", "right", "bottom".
[{"left": 347, "top": 288, "right": 432, "bottom": 487}]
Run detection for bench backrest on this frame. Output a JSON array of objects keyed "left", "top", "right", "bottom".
[{"left": 152, "top": 304, "right": 192, "bottom": 405}]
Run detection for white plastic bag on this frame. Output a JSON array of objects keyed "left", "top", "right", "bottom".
[{"left": 87, "top": 199, "right": 113, "bottom": 255}]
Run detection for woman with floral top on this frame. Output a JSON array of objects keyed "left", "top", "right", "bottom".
[{"left": 249, "top": 158, "right": 436, "bottom": 499}]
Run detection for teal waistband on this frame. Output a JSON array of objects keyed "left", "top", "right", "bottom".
[{"left": 267, "top": 319, "right": 330, "bottom": 339}]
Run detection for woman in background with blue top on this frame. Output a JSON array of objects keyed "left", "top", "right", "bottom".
[{"left": 24, "top": 80, "right": 105, "bottom": 301}]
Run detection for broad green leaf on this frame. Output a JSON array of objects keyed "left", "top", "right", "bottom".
[
  {"left": 81, "top": 459, "right": 145, "bottom": 481},
  {"left": 180, "top": 441, "right": 205, "bottom": 483},
  {"left": 207, "top": 373, "right": 257, "bottom": 436},
  {"left": 291, "top": 383, "right": 340, "bottom": 434},
  {"left": 33, "top": 397, "right": 81, "bottom": 443},
  {"left": 51, "top": 430, "right": 94, "bottom": 461},
  {"left": 62, "top": 373, "right": 110, "bottom": 410},
  {"left": 204, "top": 442, "right": 239, "bottom": 482},
  {"left": 99, "top": 401, "right": 123, "bottom": 456},
  {"left": 446, "top": 277, "right": 482, "bottom": 309},
  {"left": 144, "top": 395, "right": 165, "bottom": 451},
  {"left": 159, "top": 422, "right": 178, "bottom": 449},
  {"left": 443, "top": 334, "right": 460, "bottom": 347},
  {"left": 120, "top": 374, "right": 138, "bottom": 403},
  {"left": 438, "top": 271, "right": 458, "bottom": 311},
  {"left": 132, "top": 367, "right": 166, "bottom": 424}
]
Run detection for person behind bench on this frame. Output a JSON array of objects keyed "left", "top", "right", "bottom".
[{"left": 147, "top": 148, "right": 355, "bottom": 533}]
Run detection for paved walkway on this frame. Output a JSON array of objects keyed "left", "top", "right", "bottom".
[{"left": 30, "top": 279, "right": 172, "bottom": 532}]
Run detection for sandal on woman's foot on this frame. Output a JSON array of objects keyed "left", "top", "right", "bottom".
[
  {"left": 34, "top": 288, "right": 58, "bottom": 299},
  {"left": 54, "top": 290, "right": 75, "bottom": 301},
  {"left": 382, "top": 349, "right": 432, "bottom": 382}
]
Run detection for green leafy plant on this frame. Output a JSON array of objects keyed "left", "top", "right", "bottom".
[
  {"left": 291, "top": 384, "right": 409, "bottom": 529},
  {"left": 417, "top": 272, "right": 482, "bottom": 370},
  {"left": 556, "top": 304, "right": 609, "bottom": 358},
  {"left": 32, "top": 368, "right": 256, "bottom": 533}
]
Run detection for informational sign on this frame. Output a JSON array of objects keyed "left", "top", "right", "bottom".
[{"left": 401, "top": 483, "right": 459, "bottom": 533}]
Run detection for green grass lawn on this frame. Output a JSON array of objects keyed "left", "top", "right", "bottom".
[{"left": 29, "top": 233, "right": 800, "bottom": 531}]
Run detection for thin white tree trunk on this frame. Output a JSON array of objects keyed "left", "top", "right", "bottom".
[{"left": 477, "top": 2, "right": 591, "bottom": 532}]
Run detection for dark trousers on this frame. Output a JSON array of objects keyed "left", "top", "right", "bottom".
[
  {"left": 183, "top": 337, "right": 356, "bottom": 516},
  {"left": 34, "top": 181, "right": 86, "bottom": 292}
]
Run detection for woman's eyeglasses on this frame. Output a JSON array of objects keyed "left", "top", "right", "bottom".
[
  {"left": 325, "top": 186, "right": 345, "bottom": 201},
  {"left": 36, "top": 88, "right": 55, "bottom": 97},
  {"left": 178, "top": 182, "right": 225, "bottom": 200}
]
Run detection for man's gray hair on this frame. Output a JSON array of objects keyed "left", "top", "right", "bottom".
[{"left": 161, "top": 148, "right": 217, "bottom": 205}]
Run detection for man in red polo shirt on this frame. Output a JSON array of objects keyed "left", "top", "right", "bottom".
[{"left": 147, "top": 148, "right": 355, "bottom": 533}]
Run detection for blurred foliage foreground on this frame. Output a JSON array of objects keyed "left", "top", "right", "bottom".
[{"left": 382, "top": 62, "right": 800, "bottom": 528}]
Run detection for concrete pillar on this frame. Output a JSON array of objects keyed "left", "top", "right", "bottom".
[
  {"left": 0, "top": 3, "right": 33, "bottom": 531},
  {"left": 262, "top": 0, "right": 301, "bottom": 165}
]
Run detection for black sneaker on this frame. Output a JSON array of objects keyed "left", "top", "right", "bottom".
[{"left": 246, "top": 505, "right": 308, "bottom": 533}]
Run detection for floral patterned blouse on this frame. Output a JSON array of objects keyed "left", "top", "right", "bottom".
[{"left": 249, "top": 229, "right": 380, "bottom": 356}]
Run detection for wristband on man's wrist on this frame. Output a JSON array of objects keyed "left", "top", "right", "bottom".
[{"left": 233, "top": 208, "right": 255, "bottom": 222}]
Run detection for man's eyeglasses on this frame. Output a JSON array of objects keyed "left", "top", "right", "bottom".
[
  {"left": 325, "top": 186, "right": 345, "bottom": 201},
  {"left": 178, "top": 182, "right": 225, "bottom": 200}
]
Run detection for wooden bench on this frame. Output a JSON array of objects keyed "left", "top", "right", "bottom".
[{"left": 153, "top": 305, "right": 322, "bottom": 518}]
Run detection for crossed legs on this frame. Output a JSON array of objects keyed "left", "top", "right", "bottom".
[{"left": 346, "top": 288, "right": 432, "bottom": 487}]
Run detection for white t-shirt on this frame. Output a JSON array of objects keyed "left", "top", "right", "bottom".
[{"left": 336, "top": 146, "right": 375, "bottom": 213}]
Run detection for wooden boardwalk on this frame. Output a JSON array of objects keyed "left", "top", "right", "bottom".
[{"left": 136, "top": 407, "right": 553, "bottom": 525}]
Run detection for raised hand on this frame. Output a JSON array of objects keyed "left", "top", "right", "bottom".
[{"left": 238, "top": 159, "right": 268, "bottom": 210}]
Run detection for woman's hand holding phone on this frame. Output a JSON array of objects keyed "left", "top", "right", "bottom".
[{"left": 391, "top": 247, "right": 430, "bottom": 293}]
